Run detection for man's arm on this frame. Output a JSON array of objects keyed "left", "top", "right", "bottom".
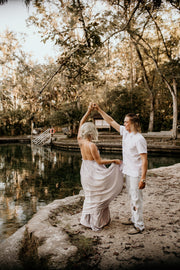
[
  {"left": 139, "top": 153, "right": 148, "bottom": 189},
  {"left": 94, "top": 104, "right": 120, "bottom": 133}
]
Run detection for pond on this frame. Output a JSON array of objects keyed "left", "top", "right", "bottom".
[{"left": 0, "top": 143, "right": 180, "bottom": 243}]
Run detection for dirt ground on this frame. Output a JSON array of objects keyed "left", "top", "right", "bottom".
[{"left": 60, "top": 163, "right": 180, "bottom": 270}]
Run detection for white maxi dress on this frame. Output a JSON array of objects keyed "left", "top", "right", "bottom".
[{"left": 80, "top": 160, "right": 123, "bottom": 231}]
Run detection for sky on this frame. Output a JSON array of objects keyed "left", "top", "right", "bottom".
[{"left": 0, "top": 0, "right": 59, "bottom": 64}]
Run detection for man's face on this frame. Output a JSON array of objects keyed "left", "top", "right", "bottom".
[{"left": 124, "top": 116, "right": 131, "bottom": 132}]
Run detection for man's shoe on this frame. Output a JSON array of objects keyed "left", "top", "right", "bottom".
[
  {"left": 128, "top": 227, "right": 144, "bottom": 235},
  {"left": 121, "top": 218, "right": 134, "bottom": 225}
]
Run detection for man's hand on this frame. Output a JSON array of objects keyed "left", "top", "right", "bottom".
[
  {"left": 138, "top": 180, "right": 146, "bottom": 189},
  {"left": 113, "top": 159, "right": 122, "bottom": 165}
]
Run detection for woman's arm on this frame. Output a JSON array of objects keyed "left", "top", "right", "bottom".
[
  {"left": 93, "top": 104, "right": 120, "bottom": 133},
  {"left": 77, "top": 104, "right": 92, "bottom": 141},
  {"left": 90, "top": 143, "right": 122, "bottom": 165}
]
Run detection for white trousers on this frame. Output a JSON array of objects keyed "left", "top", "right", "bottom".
[{"left": 125, "top": 175, "right": 144, "bottom": 230}]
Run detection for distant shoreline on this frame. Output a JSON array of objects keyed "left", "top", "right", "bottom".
[{"left": 0, "top": 134, "right": 180, "bottom": 154}]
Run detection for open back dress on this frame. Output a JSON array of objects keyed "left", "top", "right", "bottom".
[{"left": 80, "top": 160, "right": 123, "bottom": 231}]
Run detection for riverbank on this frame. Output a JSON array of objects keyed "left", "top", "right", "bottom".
[
  {"left": 0, "top": 163, "right": 179, "bottom": 270},
  {"left": 0, "top": 136, "right": 30, "bottom": 144},
  {"left": 0, "top": 132, "right": 180, "bottom": 153},
  {"left": 51, "top": 131, "right": 180, "bottom": 153}
]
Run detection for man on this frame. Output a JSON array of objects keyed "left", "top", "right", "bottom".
[{"left": 93, "top": 104, "right": 148, "bottom": 234}]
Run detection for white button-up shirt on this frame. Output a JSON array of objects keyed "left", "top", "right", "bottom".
[{"left": 120, "top": 126, "right": 147, "bottom": 177}]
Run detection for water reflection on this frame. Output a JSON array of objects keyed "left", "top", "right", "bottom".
[
  {"left": 0, "top": 144, "right": 82, "bottom": 242},
  {"left": 0, "top": 144, "right": 180, "bottom": 243}
]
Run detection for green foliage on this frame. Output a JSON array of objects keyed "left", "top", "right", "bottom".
[
  {"left": 0, "top": 0, "right": 180, "bottom": 136},
  {"left": 160, "top": 59, "right": 180, "bottom": 79},
  {"left": 49, "top": 102, "right": 82, "bottom": 126},
  {"left": 0, "top": 109, "right": 31, "bottom": 135},
  {"left": 103, "top": 86, "right": 149, "bottom": 132},
  {"left": 47, "top": 101, "right": 84, "bottom": 137}
]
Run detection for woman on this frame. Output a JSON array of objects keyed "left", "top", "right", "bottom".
[
  {"left": 93, "top": 104, "right": 148, "bottom": 234},
  {"left": 77, "top": 104, "right": 123, "bottom": 231}
]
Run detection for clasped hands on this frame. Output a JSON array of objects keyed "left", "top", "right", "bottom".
[{"left": 88, "top": 102, "right": 99, "bottom": 112}]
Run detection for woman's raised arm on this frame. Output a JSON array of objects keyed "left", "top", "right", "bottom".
[{"left": 77, "top": 104, "right": 93, "bottom": 140}]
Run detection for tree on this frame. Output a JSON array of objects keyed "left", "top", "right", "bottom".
[
  {"left": 1, "top": 0, "right": 179, "bottom": 136},
  {"left": 0, "top": 30, "right": 51, "bottom": 134},
  {"left": 104, "top": 0, "right": 180, "bottom": 137},
  {"left": 129, "top": 5, "right": 179, "bottom": 137},
  {"left": 26, "top": 0, "right": 107, "bottom": 134}
]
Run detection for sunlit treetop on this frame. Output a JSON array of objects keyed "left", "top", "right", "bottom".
[
  {"left": 0, "top": 0, "right": 31, "bottom": 5},
  {"left": 0, "top": 0, "right": 179, "bottom": 10}
]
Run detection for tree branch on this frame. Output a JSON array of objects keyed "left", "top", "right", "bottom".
[
  {"left": 146, "top": 8, "right": 171, "bottom": 60},
  {"left": 77, "top": 0, "right": 91, "bottom": 47},
  {"left": 103, "top": 0, "right": 142, "bottom": 44},
  {"left": 131, "top": 33, "right": 176, "bottom": 96},
  {"left": 38, "top": 0, "right": 142, "bottom": 94},
  {"left": 39, "top": 47, "right": 81, "bottom": 94},
  {"left": 133, "top": 42, "right": 152, "bottom": 94}
]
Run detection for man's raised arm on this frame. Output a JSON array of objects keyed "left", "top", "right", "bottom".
[{"left": 93, "top": 104, "right": 120, "bottom": 133}]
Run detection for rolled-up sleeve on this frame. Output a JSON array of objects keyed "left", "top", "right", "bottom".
[
  {"left": 136, "top": 137, "right": 147, "bottom": 154},
  {"left": 120, "top": 125, "right": 125, "bottom": 136}
]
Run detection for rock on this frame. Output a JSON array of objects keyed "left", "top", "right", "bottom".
[
  {"left": 113, "top": 251, "right": 119, "bottom": 256},
  {"left": 0, "top": 226, "right": 26, "bottom": 270}
]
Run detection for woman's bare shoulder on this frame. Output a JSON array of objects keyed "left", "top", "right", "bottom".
[
  {"left": 77, "top": 138, "right": 86, "bottom": 145},
  {"left": 88, "top": 141, "right": 96, "bottom": 146},
  {"left": 89, "top": 141, "right": 98, "bottom": 151}
]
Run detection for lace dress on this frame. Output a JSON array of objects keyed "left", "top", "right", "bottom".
[{"left": 80, "top": 160, "right": 123, "bottom": 231}]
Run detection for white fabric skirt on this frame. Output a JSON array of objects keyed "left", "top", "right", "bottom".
[{"left": 80, "top": 160, "right": 123, "bottom": 231}]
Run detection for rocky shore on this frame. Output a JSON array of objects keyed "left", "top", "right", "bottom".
[{"left": 0, "top": 163, "right": 180, "bottom": 270}]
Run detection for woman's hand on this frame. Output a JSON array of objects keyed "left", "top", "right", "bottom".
[
  {"left": 113, "top": 159, "right": 122, "bottom": 165},
  {"left": 88, "top": 102, "right": 95, "bottom": 112},
  {"left": 88, "top": 103, "right": 92, "bottom": 112}
]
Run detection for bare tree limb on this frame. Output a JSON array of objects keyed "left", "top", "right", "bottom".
[
  {"left": 39, "top": 47, "right": 81, "bottom": 94},
  {"left": 131, "top": 33, "right": 176, "bottom": 97},
  {"left": 146, "top": 8, "right": 171, "bottom": 60},
  {"left": 77, "top": 0, "right": 91, "bottom": 47},
  {"left": 103, "top": 0, "right": 142, "bottom": 44}
]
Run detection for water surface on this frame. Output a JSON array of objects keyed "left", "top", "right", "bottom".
[{"left": 0, "top": 143, "right": 180, "bottom": 242}]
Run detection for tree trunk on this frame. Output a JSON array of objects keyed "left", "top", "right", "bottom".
[
  {"left": 133, "top": 42, "right": 156, "bottom": 132},
  {"left": 129, "top": 41, "right": 134, "bottom": 109},
  {"left": 148, "top": 93, "right": 154, "bottom": 132},
  {"left": 172, "top": 79, "right": 178, "bottom": 139},
  {"left": 161, "top": 77, "right": 178, "bottom": 139}
]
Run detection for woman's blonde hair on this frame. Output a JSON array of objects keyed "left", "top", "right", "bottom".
[{"left": 79, "top": 122, "right": 98, "bottom": 140}]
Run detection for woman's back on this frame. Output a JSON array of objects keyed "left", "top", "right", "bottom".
[{"left": 79, "top": 139, "right": 94, "bottom": 160}]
